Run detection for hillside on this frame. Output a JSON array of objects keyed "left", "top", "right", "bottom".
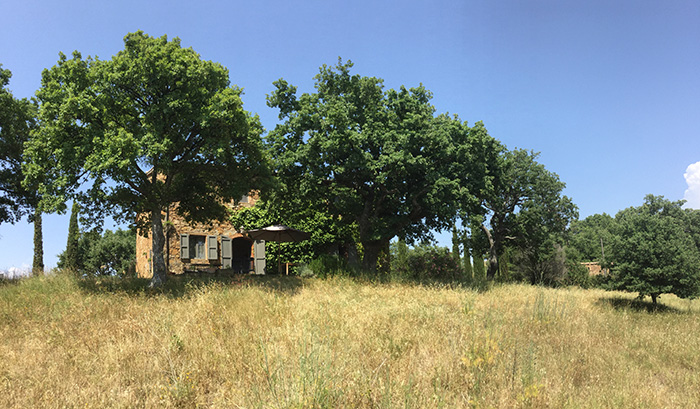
[{"left": 1, "top": 274, "right": 699, "bottom": 408}]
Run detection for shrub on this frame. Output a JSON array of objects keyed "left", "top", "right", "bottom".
[
  {"left": 306, "top": 254, "right": 349, "bottom": 278},
  {"left": 393, "top": 244, "right": 463, "bottom": 281}
]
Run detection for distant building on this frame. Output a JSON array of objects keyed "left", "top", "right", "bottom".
[{"left": 581, "top": 261, "right": 607, "bottom": 276}]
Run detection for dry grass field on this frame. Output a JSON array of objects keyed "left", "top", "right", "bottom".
[{"left": 1, "top": 273, "right": 699, "bottom": 408}]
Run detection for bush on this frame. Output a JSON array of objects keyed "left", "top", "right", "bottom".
[
  {"left": 58, "top": 228, "right": 136, "bottom": 276},
  {"left": 306, "top": 254, "right": 349, "bottom": 278},
  {"left": 392, "top": 244, "right": 463, "bottom": 281},
  {"left": 564, "top": 259, "right": 591, "bottom": 288}
]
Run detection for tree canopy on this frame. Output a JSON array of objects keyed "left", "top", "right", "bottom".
[
  {"left": 25, "top": 31, "right": 270, "bottom": 285},
  {"left": 469, "top": 147, "right": 577, "bottom": 281},
  {"left": 567, "top": 213, "right": 615, "bottom": 263},
  {"left": 607, "top": 195, "right": 700, "bottom": 304},
  {"left": 266, "top": 60, "right": 476, "bottom": 270},
  {"left": 0, "top": 65, "right": 38, "bottom": 225}
]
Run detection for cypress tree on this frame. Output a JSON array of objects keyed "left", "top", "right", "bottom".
[
  {"left": 473, "top": 252, "right": 486, "bottom": 281},
  {"left": 462, "top": 233, "right": 473, "bottom": 279},
  {"left": 64, "top": 202, "right": 80, "bottom": 272},
  {"left": 451, "top": 225, "right": 461, "bottom": 265}
]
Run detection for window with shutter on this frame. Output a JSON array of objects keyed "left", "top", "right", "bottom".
[{"left": 188, "top": 235, "right": 206, "bottom": 259}]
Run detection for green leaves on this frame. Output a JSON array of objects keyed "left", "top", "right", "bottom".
[
  {"left": 608, "top": 195, "right": 700, "bottom": 302},
  {"left": 28, "top": 31, "right": 269, "bottom": 220},
  {"left": 26, "top": 31, "right": 270, "bottom": 284},
  {"left": 266, "top": 60, "right": 476, "bottom": 269},
  {"left": 0, "top": 64, "right": 38, "bottom": 224}
]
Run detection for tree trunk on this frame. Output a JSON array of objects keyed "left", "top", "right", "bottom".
[
  {"left": 150, "top": 207, "right": 167, "bottom": 287},
  {"left": 362, "top": 239, "right": 389, "bottom": 272},
  {"left": 32, "top": 208, "right": 44, "bottom": 276},
  {"left": 65, "top": 202, "right": 80, "bottom": 272},
  {"left": 480, "top": 224, "right": 499, "bottom": 280},
  {"left": 347, "top": 243, "right": 360, "bottom": 269},
  {"left": 651, "top": 293, "right": 658, "bottom": 304}
]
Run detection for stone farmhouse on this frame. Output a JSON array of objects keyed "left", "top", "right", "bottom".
[{"left": 135, "top": 193, "right": 266, "bottom": 278}]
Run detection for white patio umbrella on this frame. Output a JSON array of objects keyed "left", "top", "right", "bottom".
[{"left": 245, "top": 225, "right": 310, "bottom": 274}]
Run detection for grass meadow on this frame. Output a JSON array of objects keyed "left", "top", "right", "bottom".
[{"left": 1, "top": 273, "right": 699, "bottom": 408}]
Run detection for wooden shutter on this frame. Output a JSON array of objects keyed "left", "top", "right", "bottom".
[
  {"left": 221, "top": 236, "right": 232, "bottom": 269},
  {"left": 253, "top": 240, "right": 266, "bottom": 275},
  {"left": 180, "top": 234, "right": 189, "bottom": 259},
  {"left": 207, "top": 235, "right": 218, "bottom": 260}
]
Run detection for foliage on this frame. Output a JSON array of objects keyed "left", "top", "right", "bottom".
[
  {"left": 230, "top": 199, "right": 354, "bottom": 270},
  {"left": 58, "top": 228, "right": 136, "bottom": 276},
  {"left": 567, "top": 213, "right": 615, "bottom": 263},
  {"left": 563, "top": 258, "right": 592, "bottom": 288},
  {"left": 469, "top": 148, "right": 578, "bottom": 280},
  {"left": 305, "top": 254, "right": 349, "bottom": 278},
  {"left": 390, "top": 243, "right": 463, "bottom": 281},
  {"left": 0, "top": 65, "right": 39, "bottom": 224},
  {"left": 393, "top": 238, "right": 409, "bottom": 276},
  {"left": 472, "top": 251, "right": 486, "bottom": 282},
  {"left": 607, "top": 195, "right": 700, "bottom": 304},
  {"left": 509, "top": 243, "right": 568, "bottom": 286},
  {"left": 266, "top": 59, "right": 477, "bottom": 271},
  {"left": 451, "top": 225, "right": 461, "bottom": 265},
  {"left": 25, "top": 32, "right": 269, "bottom": 286}
]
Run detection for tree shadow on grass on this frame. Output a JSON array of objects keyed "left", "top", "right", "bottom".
[
  {"left": 596, "top": 296, "right": 685, "bottom": 314},
  {"left": 77, "top": 273, "right": 305, "bottom": 298}
]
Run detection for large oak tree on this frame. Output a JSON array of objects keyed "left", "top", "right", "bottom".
[
  {"left": 266, "top": 60, "right": 477, "bottom": 271},
  {"left": 471, "top": 148, "right": 577, "bottom": 280},
  {"left": 25, "top": 32, "right": 269, "bottom": 286}
]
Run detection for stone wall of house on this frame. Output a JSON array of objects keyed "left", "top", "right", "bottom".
[
  {"left": 581, "top": 261, "right": 606, "bottom": 276},
  {"left": 136, "top": 194, "right": 260, "bottom": 278}
]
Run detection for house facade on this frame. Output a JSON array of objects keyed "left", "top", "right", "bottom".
[
  {"left": 135, "top": 193, "right": 266, "bottom": 278},
  {"left": 581, "top": 261, "right": 606, "bottom": 276}
]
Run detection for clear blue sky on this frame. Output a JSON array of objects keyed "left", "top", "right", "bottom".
[{"left": 1, "top": 0, "right": 699, "bottom": 271}]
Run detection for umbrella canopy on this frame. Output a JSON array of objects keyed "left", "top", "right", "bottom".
[
  {"left": 245, "top": 225, "right": 311, "bottom": 274},
  {"left": 246, "top": 224, "right": 311, "bottom": 242}
]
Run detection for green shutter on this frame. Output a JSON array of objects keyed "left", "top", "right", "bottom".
[
  {"left": 207, "top": 235, "right": 218, "bottom": 260},
  {"left": 180, "top": 234, "right": 189, "bottom": 259},
  {"left": 221, "top": 236, "right": 232, "bottom": 269},
  {"left": 254, "top": 240, "right": 266, "bottom": 274}
]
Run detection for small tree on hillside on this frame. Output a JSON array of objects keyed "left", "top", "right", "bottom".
[{"left": 608, "top": 195, "right": 700, "bottom": 304}]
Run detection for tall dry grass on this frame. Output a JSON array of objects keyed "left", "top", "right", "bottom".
[{"left": 1, "top": 273, "right": 699, "bottom": 408}]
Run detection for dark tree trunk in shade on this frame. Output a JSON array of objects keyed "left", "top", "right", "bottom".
[
  {"left": 32, "top": 208, "right": 44, "bottom": 276},
  {"left": 150, "top": 207, "right": 167, "bottom": 287}
]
